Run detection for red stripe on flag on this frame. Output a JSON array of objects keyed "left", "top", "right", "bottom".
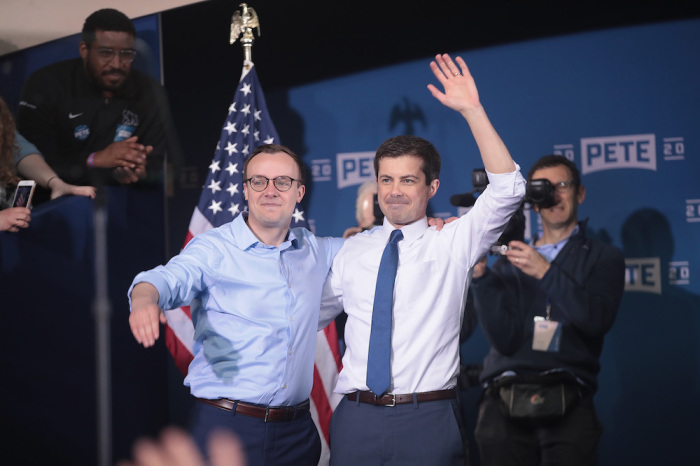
[
  {"left": 311, "top": 364, "right": 333, "bottom": 443},
  {"left": 165, "top": 316, "right": 194, "bottom": 375},
  {"left": 323, "top": 321, "right": 343, "bottom": 371}
]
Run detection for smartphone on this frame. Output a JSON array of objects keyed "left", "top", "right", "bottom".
[{"left": 12, "top": 180, "right": 36, "bottom": 208}]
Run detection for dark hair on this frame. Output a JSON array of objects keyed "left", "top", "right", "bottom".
[
  {"left": 244, "top": 144, "right": 306, "bottom": 185},
  {"left": 527, "top": 154, "right": 581, "bottom": 188},
  {"left": 82, "top": 9, "right": 136, "bottom": 45},
  {"left": 374, "top": 135, "right": 441, "bottom": 184}
]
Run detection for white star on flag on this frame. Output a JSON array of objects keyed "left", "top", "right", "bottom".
[
  {"left": 226, "top": 183, "right": 239, "bottom": 196},
  {"left": 225, "top": 141, "right": 238, "bottom": 156},
  {"left": 292, "top": 208, "right": 306, "bottom": 224},
  {"left": 224, "top": 121, "right": 237, "bottom": 134},
  {"left": 225, "top": 162, "right": 239, "bottom": 176},
  {"left": 208, "top": 200, "right": 222, "bottom": 214},
  {"left": 207, "top": 180, "right": 221, "bottom": 194},
  {"left": 228, "top": 203, "right": 240, "bottom": 216}
]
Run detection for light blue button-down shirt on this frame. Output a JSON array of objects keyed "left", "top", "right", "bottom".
[{"left": 130, "top": 213, "right": 344, "bottom": 405}]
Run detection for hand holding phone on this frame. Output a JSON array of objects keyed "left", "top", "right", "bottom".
[
  {"left": 12, "top": 180, "right": 36, "bottom": 208},
  {"left": 0, "top": 207, "right": 31, "bottom": 233}
]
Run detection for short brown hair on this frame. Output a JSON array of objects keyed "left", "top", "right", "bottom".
[
  {"left": 374, "top": 135, "right": 441, "bottom": 184},
  {"left": 243, "top": 143, "right": 306, "bottom": 185}
]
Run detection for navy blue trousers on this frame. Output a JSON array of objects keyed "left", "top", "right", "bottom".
[
  {"left": 188, "top": 401, "right": 321, "bottom": 466},
  {"left": 329, "top": 395, "right": 467, "bottom": 465}
]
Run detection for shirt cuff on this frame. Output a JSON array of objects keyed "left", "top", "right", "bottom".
[{"left": 485, "top": 163, "right": 526, "bottom": 196}]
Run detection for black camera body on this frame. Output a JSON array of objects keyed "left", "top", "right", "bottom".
[
  {"left": 449, "top": 169, "right": 488, "bottom": 208},
  {"left": 471, "top": 168, "right": 488, "bottom": 192},
  {"left": 490, "top": 205, "right": 526, "bottom": 254},
  {"left": 525, "top": 179, "right": 557, "bottom": 208}
]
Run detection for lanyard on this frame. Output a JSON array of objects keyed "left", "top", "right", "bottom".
[{"left": 534, "top": 297, "right": 552, "bottom": 322}]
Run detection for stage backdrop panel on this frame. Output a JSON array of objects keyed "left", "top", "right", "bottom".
[{"left": 267, "top": 18, "right": 700, "bottom": 465}]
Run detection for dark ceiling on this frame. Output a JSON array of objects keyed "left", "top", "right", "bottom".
[{"left": 164, "top": 1, "right": 700, "bottom": 92}]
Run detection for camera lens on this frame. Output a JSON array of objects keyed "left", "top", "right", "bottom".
[{"left": 525, "top": 179, "right": 556, "bottom": 208}]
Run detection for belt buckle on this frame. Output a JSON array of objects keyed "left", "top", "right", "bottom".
[
  {"left": 385, "top": 394, "right": 396, "bottom": 407},
  {"left": 264, "top": 407, "right": 270, "bottom": 422}
]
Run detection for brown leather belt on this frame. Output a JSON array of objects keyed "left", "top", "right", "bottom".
[
  {"left": 196, "top": 398, "right": 310, "bottom": 422},
  {"left": 346, "top": 389, "right": 457, "bottom": 407}
]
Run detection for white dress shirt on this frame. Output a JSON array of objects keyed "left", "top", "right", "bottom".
[{"left": 320, "top": 167, "right": 525, "bottom": 395}]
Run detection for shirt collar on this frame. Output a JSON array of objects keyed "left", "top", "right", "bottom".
[
  {"left": 380, "top": 216, "right": 429, "bottom": 245},
  {"left": 231, "top": 213, "right": 298, "bottom": 250},
  {"left": 534, "top": 224, "right": 580, "bottom": 262}
]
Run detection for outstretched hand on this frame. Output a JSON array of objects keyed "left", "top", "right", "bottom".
[
  {"left": 426, "top": 52, "right": 516, "bottom": 174},
  {"left": 427, "top": 54, "right": 481, "bottom": 113},
  {"left": 129, "top": 283, "right": 167, "bottom": 348}
]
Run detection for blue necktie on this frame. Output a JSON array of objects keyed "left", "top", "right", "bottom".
[{"left": 366, "top": 229, "right": 403, "bottom": 396}]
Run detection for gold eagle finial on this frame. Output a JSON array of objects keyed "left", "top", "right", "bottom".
[{"left": 230, "top": 3, "right": 260, "bottom": 45}]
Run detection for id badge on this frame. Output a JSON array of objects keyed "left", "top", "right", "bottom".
[{"left": 532, "top": 317, "right": 561, "bottom": 352}]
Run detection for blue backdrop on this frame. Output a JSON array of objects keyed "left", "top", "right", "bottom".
[{"left": 266, "top": 18, "right": 700, "bottom": 465}]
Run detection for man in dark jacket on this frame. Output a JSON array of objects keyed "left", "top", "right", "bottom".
[
  {"left": 471, "top": 154, "right": 625, "bottom": 466},
  {"left": 16, "top": 8, "right": 175, "bottom": 194}
]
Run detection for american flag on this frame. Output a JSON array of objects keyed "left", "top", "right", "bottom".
[{"left": 163, "top": 61, "right": 341, "bottom": 464}]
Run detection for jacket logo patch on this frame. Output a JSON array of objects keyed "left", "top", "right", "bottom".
[
  {"left": 74, "top": 125, "right": 90, "bottom": 141},
  {"left": 121, "top": 109, "right": 139, "bottom": 127}
]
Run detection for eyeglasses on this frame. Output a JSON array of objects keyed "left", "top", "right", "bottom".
[
  {"left": 245, "top": 175, "right": 301, "bottom": 192},
  {"left": 553, "top": 180, "right": 576, "bottom": 192},
  {"left": 93, "top": 47, "right": 137, "bottom": 63}
]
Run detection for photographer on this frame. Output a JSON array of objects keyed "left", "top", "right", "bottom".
[{"left": 470, "top": 155, "right": 625, "bottom": 466}]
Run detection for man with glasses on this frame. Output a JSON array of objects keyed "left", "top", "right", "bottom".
[
  {"left": 16, "top": 8, "right": 175, "bottom": 194},
  {"left": 128, "top": 144, "right": 345, "bottom": 465},
  {"left": 470, "top": 154, "right": 625, "bottom": 466}
]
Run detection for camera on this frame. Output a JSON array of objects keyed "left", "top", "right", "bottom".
[
  {"left": 489, "top": 205, "right": 525, "bottom": 254},
  {"left": 525, "top": 179, "right": 556, "bottom": 208},
  {"left": 450, "top": 168, "right": 488, "bottom": 207},
  {"left": 471, "top": 168, "right": 488, "bottom": 192},
  {"left": 450, "top": 167, "right": 526, "bottom": 254}
]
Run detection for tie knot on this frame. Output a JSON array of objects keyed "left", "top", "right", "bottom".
[{"left": 389, "top": 229, "right": 403, "bottom": 243}]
